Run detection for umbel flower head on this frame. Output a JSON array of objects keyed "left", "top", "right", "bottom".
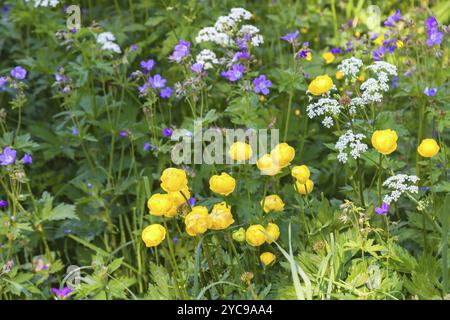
[
  {"left": 141, "top": 224, "right": 166, "bottom": 247},
  {"left": 209, "top": 172, "right": 236, "bottom": 196},
  {"left": 371, "top": 129, "right": 398, "bottom": 155},
  {"left": 260, "top": 252, "right": 276, "bottom": 266},
  {"left": 261, "top": 195, "right": 285, "bottom": 213},
  {"left": 209, "top": 202, "right": 235, "bottom": 230},
  {"left": 246, "top": 224, "right": 267, "bottom": 246},
  {"left": 229, "top": 142, "right": 253, "bottom": 161},
  {"left": 185, "top": 206, "right": 211, "bottom": 236},
  {"left": 417, "top": 138, "right": 440, "bottom": 158},
  {"left": 160, "top": 168, "right": 188, "bottom": 192},
  {"left": 308, "top": 75, "right": 334, "bottom": 96}
]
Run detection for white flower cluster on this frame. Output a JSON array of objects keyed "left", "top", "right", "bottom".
[
  {"left": 306, "top": 98, "right": 341, "bottom": 128},
  {"left": 25, "top": 0, "right": 59, "bottom": 7},
  {"left": 348, "top": 97, "right": 367, "bottom": 114},
  {"left": 96, "top": 32, "right": 121, "bottom": 54},
  {"left": 360, "top": 61, "right": 397, "bottom": 103},
  {"left": 337, "top": 57, "right": 363, "bottom": 78},
  {"left": 239, "top": 25, "right": 264, "bottom": 46},
  {"left": 335, "top": 130, "right": 368, "bottom": 163},
  {"left": 382, "top": 174, "right": 419, "bottom": 204},
  {"left": 195, "top": 49, "right": 219, "bottom": 70},
  {"left": 196, "top": 27, "right": 232, "bottom": 46}
]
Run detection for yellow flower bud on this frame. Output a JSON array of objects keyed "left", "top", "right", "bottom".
[
  {"left": 308, "top": 75, "right": 334, "bottom": 96},
  {"left": 259, "top": 95, "right": 266, "bottom": 102},
  {"left": 300, "top": 27, "right": 308, "bottom": 34},
  {"left": 291, "top": 165, "right": 310, "bottom": 184},
  {"left": 160, "top": 168, "right": 188, "bottom": 192},
  {"left": 336, "top": 70, "right": 344, "bottom": 80},
  {"left": 256, "top": 154, "right": 281, "bottom": 176},
  {"left": 354, "top": 31, "right": 361, "bottom": 38},
  {"left": 260, "top": 252, "right": 276, "bottom": 266},
  {"left": 209, "top": 202, "right": 235, "bottom": 230},
  {"left": 270, "top": 143, "right": 295, "bottom": 168},
  {"left": 371, "top": 129, "right": 398, "bottom": 155},
  {"left": 294, "top": 109, "right": 301, "bottom": 117},
  {"left": 184, "top": 206, "right": 211, "bottom": 236},
  {"left": 229, "top": 142, "right": 253, "bottom": 161},
  {"left": 358, "top": 74, "right": 365, "bottom": 82},
  {"left": 209, "top": 172, "right": 236, "bottom": 196},
  {"left": 141, "top": 224, "right": 166, "bottom": 247},
  {"left": 322, "top": 52, "right": 335, "bottom": 64},
  {"left": 246, "top": 224, "right": 266, "bottom": 247},
  {"left": 396, "top": 40, "right": 404, "bottom": 48},
  {"left": 417, "top": 139, "right": 440, "bottom": 158},
  {"left": 295, "top": 179, "right": 314, "bottom": 195},
  {"left": 147, "top": 193, "right": 175, "bottom": 216},
  {"left": 374, "top": 35, "right": 385, "bottom": 46},
  {"left": 232, "top": 227, "right": 246, "bottom": 242},
  {"left": 265, "top": 222, "right": 280, "bottom": 244},
  {"left": 261, "top": 195, "right": 285, "bottom": 213}
]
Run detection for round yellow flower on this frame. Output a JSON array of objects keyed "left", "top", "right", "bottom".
[
  {"left": 396, "top": 40, "right": 404, "bottom": 48},
  {"left": 141, "top": 224, "right": 166, "bottom": 247},
  {"left": 184, "top": 206, "right": 211, "bottom": 236},
  {"left": 335, "top": 70, "right": 344, "bottom": 80},
  {"left": 354, "top": 31, "right": 361, "bottom": 38},
  {"left": 261, "top": 195, "right": 285, "bottom": 213},
  {"left": 270, "top": 143, "right": 295, "bottom": 168},
  {"left": 308, "top": 75, "right": 334, "bottom": 96},
  {"left": 259, "top": 95, "right": 266, "bottom": 102},
  {"left": 232, "top": 227, "right": 246, "bottom": 242},
  {"left": 169, "top": 187, "right": 190, "bottom": 208},
  {"left": 229, "top": 142, "right": 253, "bottom": 161},
  {"left": 246, "top": 224, "right": 267, "bottom": 247},
  {"left": 300, "top": 27, "right": 308, "bottom": 34},
  {"left": 209, "top": 172, "right": 236, "bottom": 196},
  {"left": 295, "top": 109, "right": 301, "bottom": 117},
  {"left": 417, "top": 139, "right": 440, "bottom": 158},
  {"left": 260, "top": 252, "right": 276, "bottom": 266},
  {"left": 160, "top": 168, "right": 188, "bottom": 192},
  {"left": 265, "top": 222, "right": 280, "bottom": 244},
  {"left": 295, "top": 179, "right": 314, "bottom": 195},
  {"left": 322, "top": 52, "right": 335, "bottom": 64},
  {"left": 305, "top": 51, "right": 312, "bottom": 61},
  {"left": 256, "top": 154, "right": 281, "bottom": 176},
  {"left": 147, "top": 193, "right": 175, "bottom": 216},
  {"left": 209, "top": 202, "right": 234, "bottom": 230},
  {"left": 291, "top": 165, "right": 310, "bottom": 184},
  {"left": 374, "top": 35, "right": 385, "bottom": 46},
  {"left": 371, "top": 129, "right": 398, "bottom": 155},
  {"left": 358, "top": 74, "right": 365, "bottom": 82}
]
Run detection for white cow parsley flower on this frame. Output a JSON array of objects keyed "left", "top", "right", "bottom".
[
  {"left": 26, "top": 0, "right": 59, "bottom": 7},
  {"left": 335, "top": 130, "right": 368, "bottom": 163},
  {"left": 196, "top": 49, "right": 219, "bottom": 70},
  {"left": 382, "top": 174, "right": 419, "bottom": 204},
  {"left": 229, "top": 8, "right": 253, "bottom": 21},
  {"left": 366, "top": 61, "right": 397, "bottom": 78},
  {"left": 306, "top": 98, "right": 341, "bottom": 127},
  {"left": 348, "top": 97, "right": 367, "bottom": 114},
  {"left": 96, "top": 32, "right": 121, "bottom": 53},
  {"left": 338, "top": 57, "right": 363, "bottom": 78}
]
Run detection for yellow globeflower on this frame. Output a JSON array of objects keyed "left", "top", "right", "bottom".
[
  {"left": 147, "top": 193, "right": 174, "bottom": 216},
  {"left": 229, "top": 142, "right": 253, "bottom": 161},
  {"left": 209, "top": 202, "right": 235, "bottom": 230},
  {"left": 185, "top": 206, "right": 211, "bottom": 236},
  {"left": 336, "top": 70, "right": 344, "bottom": 80},
  {"left": 256, "top": 154, "right": 281, "bottom": 176},
  {"left": 354, "top": 31, "right": 361, "bottom": 38},
  {"left": 209, "top": 172, "right": 236, "bottom": 196},
  {"left": 322, "top": 52, "right": 335, "bottom": 64},
  {"left": 305, "top": 51, "right": 312, "bottom": 61},
  {"left": 246, "top": 224, "right": 267, "bottom": 247},
  {"left": 141, "top": 224, "right": 166, "bottom": 247},
  {"left": 270, "top": 143, "right": 295, "bottom": 168},
  {"left": 374, "top": 35, "right": 385, "bottom": 46},
  {"left": 371, "top": 129, "right": 398, "bottom": 155},
  {"left": 265, "top": 222, "right": 280, "bottom": 244},
  {"left": 260, "top": 252, "right": 276, "bottom": 266},
  {"left": 160, "top": 168, "right": 188, "bottom": 192},
  {"left": 396, "top": 40, "right": 404, "bottom": 48},
  {"left": 308, "top": 75, "right": 334, "bottom": 96},
  {"left": 417, "top": 139, "right": 440, "bottom": 158},
  {"left": 169, "top": 187, "right": 190, "bottom": 208},
  {"left": 295, "top": 179, "right": 314, "bottom": 195},
  {"left": 261, "top": 195, "right": 285, "bottom": 213},
  {"left": 232, "top": 227, "right": 246, "bottom": 242},
  {"left": 300, "top": 27, "right": 308, "bottom": 34},
  {"left": 291, "top": 165, "right": 310, "bottom": 184}
]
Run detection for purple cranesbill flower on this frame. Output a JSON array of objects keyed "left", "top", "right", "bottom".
[
  {"left": 221, "top": 64, "right": 244, "bottom": 82},
  {"left": 253, "top": 75, "right": 272, "bottom": 95},
  {"left": 233, "top": 51, "right": 250, "bottom": 61},
  {"left": 10, "top": 66, "right": 27, "bottom": 80},
  {"left": 169, "top": 40, "right": 190, "bottom": 63},
  {"left": 63, "top": 229, "right": 71, "bottom": 235},
  {"left": 2, "top": 5, "right": 12, "bottom": 16},
  {"left": 191, "top": 63, "right": 203, "bottom": 74},
  {"left": 235, "top": 37, "right": 248, "bottom": 50},
  {"left": 143, "top": 142, "right": 151, "bottom": 151},
  {"left": 424, "top": 87, "right": 437, "bottom": 96},
  {"left": 160, "top": 86, "right": 172, "bottom": 98},
  {"left": 303, "top": 41, "right": 309, "bottom": 48},
  {"left": 372, "top": 46, "right": 386, "bottom": 61},
  {"left": 149, "top": 74, "right": 166, "bottom": 89},
  {"left": 140, "top": 59, "right": 155, "bottom": 71},
  {"left": 0, "top": 76, "right": 8, "bottom": 89},
  {"left": 188, "top": 197, "right": 196, "bottom": 207},
  {"left": 130, "top": 44, "right": 138, "bottom": 51},
  {"left": 391, "top": 76, "right": 398, "bottom": 89},
  {"left": 330, "top": 47, "right": 341, "bottom": 54},
  {"left": 0, "top": 200, "right": 7, "bottom": 209},
  {"left": 0, "top": 147, "right": 16, "bottom": 166},
  {"left": 162, "top": 127, "right": 173, "bottom": 137},
  {"left": 374, "top": 202, "right": 389, "bottom": 215},
  {"left": 420, "top": 187, "right": 430, "bottom": 191},
  {"left": 297, "top": 49, "right": 309, "bottom": 59},
  {"left": 138, "top": 82, "right": 149, "bottom": 95},
  {"left": 280, "top": 30, "right": 299, "bottom": 44},
  {"left": 21, "top": 153, "right": 32, "bottom": 165},
  {"left": 426, "top": 16, "right": 439, "bottom": 30},
  {"left": 173, "top": 237, "right": 179, "bottom": 245},
  {"left": 425, "top": 16, "right": 444, "bottom": 47},
  {"left": 52, "top": 287, "right": 73, "bottom": 299},
  {"left": 71, "top": 127, "right": 78, "bottom": 135},
  {"left": 120, "top": 131, "right": 127, "bottom": 138},
  {"left": 384, "top": 9, "right": 401, "bottom": 27}
]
